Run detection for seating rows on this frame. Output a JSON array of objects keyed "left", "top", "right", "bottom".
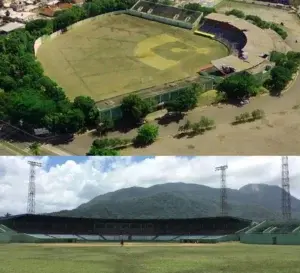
[
  {"left": 25, "top": 234, "right": 52, "bottom": 239},
  {"left": 199, "top": 19, "right": 247, "bottom": 52},
  {"left": 132, "top": 0, "right": 202, "bottom": 24}
]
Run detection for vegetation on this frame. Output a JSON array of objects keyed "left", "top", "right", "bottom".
[
  {"left": 183, "top": 3, "right": 216, "bottom": 16},
  {"left": 233, "top": 109, "right": 265, "bottom": 125},
  {"left": 0, "top": 0, "right": 135, "bottom": 138},
  {"left": 179, "top": 116, "right": 215, "bottom": 135},
  {"left": 87, "top": 137, "right": 132, "bottom": 155},
  {"left": 135, "top": 123, "right": 159, "bottom": 146},
  {"left": 121, "top": 95, "right": 155, "bottom": 126},
  {"left": 266, "top": 51, "right": 300, "bottom": 95},
  {"left": 217, "top": 72, "right": 260, "bottom": 100},
  {"left": 2, "top": 244, "right": 300, "bottom": 273},
  {"left": 226, "top": 9, "right": 288, "bottom": 39},
  {"left": 166, "top": 84, "right": 200, "bottom": 113}
]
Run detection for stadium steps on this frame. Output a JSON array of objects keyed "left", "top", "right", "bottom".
[
  {"left": 263, "top": 226, "right": 274, "bottom": 233},
  {"left": 152, "top": 235, "right": 159, "bottom": 241},
  {"left": 100, "top": 235, "right": 106, "bottom": 240},
  {"left": 269, "top": 227, "right": 278, "bottom": 233},
  {"left": 171, "top": 235, "right": 181, "bottom": 241},
  {"left": 292, "top": 226, "right": 300, "bottom": 233},
  {"left": 0, "top": 225, "right": 17, "bottom": 233},
  {"left": 246, "top": 220, "right": 267, "bottom": 234},
  {"left": 76, "top": 235, "right": 87, "bottom": 241}
]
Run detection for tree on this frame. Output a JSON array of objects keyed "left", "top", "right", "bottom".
[
  {"left": 225, "top": 9, "right": 245, "bottom": 18},
  {"left": 135, "top": 123, "right": 159, "bottom": 146},
  {"left": 121, "top": 95, "right": 155, "bottom": 125},
  {"left": 4, "top": 213, "right": 11, "bottom": 217},
  {"left": 217, "top": 72, "right": 259, "bottom": 100},
  {"left": 96, "top": 116, "right": 114, "bottom": 135},
  {"left": 87, "top": 146, "right": 119, "bottom": 155},
  {"left": 166, "top": 84, "right": 200, "bottom": 113},
  {"left": 73, "top": 96, "right": 99, "bottom": 127},
  {"left": 269, "top": 66, "right": 292, "bottom": 93},
  {"left": 183, "top": 3, "right": 215, "bottom": 15},
  {"left": 29, "top": 142, "right": 41, "bottom": 155}
]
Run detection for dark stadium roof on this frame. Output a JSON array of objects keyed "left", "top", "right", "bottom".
[{"left": 1, "top": 214, "right": 250, "bottom": 223}]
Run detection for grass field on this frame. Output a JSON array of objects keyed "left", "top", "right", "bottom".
[
  {"left": 2, "top": 242, "right": 300, "bottom": 273},
  {"left": 37, "top": 14, "right": 228, "bottom": 103}
]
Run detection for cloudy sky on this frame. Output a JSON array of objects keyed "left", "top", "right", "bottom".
[{"left": 1, "top": 156, "right": 300, "bottom": 216}]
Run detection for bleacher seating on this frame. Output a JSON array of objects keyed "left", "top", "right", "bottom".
[
  {"left": 103, "top": 235, "right": 122, "bottom": 241},
  {"left": 154, "top": 235, "right": 177, "bottom": 241},
  {"left": 132, "top": 0, "right": 202, "bottom": 25},
  {"left": 25, "top": 234, "right": 52, "bottom": 239},
  {"left": 79, "top": 235, "right": 104, "bottom": 241},
  {"left": 202, "top": 235, "right": 223, "bottom": 239},
  {"left": 49, "top": 234, "right": 79, "bottom": 239},
  {"left": 130, "top": 236, "right": 155, "bottom": 241},
  {"left": 199, "top": 19, "right": 247, "bottom": 53},
  {"left": 175, "top": 235, "right": 205, "bottom": 241},
  {"left": 273, "top": 224, "right": 300, "bottom": 234}
]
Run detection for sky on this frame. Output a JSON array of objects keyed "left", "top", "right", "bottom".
[{"left": 1, "top": 156, "right": 300, "bottom": 216}]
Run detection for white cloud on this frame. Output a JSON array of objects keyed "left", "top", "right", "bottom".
[{"left": 1, "top": 156, "right": 300, "bottom": 216}]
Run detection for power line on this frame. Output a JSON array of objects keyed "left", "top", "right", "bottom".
[
  {"left": 215, "top": 164, "right": 228, "bottom": 216},
  {"left": 27, "top": 161, "right": 42, "bottom": 215}
]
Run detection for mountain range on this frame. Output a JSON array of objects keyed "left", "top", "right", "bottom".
[{"left": 51, "top": 183, "right": 300, "bottom": 220}]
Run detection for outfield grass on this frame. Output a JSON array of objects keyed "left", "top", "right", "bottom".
[
  {"left": 37, "top": 14, "right": 228, "bottom": 103},
  {"left": 1, "top": 243, "right": 300, "bottom": 273}
]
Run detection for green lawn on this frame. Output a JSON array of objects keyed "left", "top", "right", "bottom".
[{"left": 1, "top": 243, "right": 300, "bottom": 273}]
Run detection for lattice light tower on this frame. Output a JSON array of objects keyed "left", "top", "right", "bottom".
[
  {"left": 215, "top": 164, "right": 228, "bottom": 216},
  {"left": 27, "top": 161, "right": 42, "bottom": 214},
  {"left": 281, "top": 156, "right": 291, "bottom": 221}
]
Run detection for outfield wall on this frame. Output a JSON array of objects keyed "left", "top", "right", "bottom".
[
  {"left": 240, "top": 233, "right": 300, "bottom": 245},
  {"left": 98, "top": 77, "right": 215, "bottom": 120},
  {"left": 125, "top": 9, "right": 194, "bottom": 29}
]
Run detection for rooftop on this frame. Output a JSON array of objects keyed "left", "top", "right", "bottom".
[{"left": 0, "top": 22, "right": 25, "bottom": 33}]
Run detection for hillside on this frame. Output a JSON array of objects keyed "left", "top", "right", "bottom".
[{"left": 51, "top": 183, "right": 300, "bottom": 220}]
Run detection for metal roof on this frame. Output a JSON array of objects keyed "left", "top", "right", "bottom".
[{"left": 0, "top": 22, "right": 25, "bottom": 33}]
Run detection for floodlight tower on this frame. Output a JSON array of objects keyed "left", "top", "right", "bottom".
[
  {"left": 281, "top": 156, "right": 291, "bottom": 221},
  {"left": 215, "top": 164, "right": 228, "bottom": 216},
  {"left": 27, "top": 161, "right": 42, "bottom": 214}
]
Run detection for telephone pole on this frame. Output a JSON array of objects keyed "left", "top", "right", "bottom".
[
  {"left": 27, "top": 161, "right": 42, "bottom": 214},
  {"left": 215, "top": 164, "right": 228, "bottom": 216}
]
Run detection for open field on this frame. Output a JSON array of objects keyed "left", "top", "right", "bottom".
[
  {"left": 37, "top": 14, "right": 228, "bottom": 103},
  {"left": 1, "top": 242, "right": 300, "bottom": 273}
]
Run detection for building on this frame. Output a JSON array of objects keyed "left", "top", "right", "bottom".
[{"left": 0, "top": 21, "right": 25, "bottom": 33}]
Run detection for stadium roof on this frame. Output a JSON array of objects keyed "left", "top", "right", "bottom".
[
  {"left": 206, "top": 13, "right": 275, "bottom": 72},
  {"left": 0, "top": 22, "right": 25, "bottom": 33},
  {"left": 0, "top": 214, "right": 251, "bottom": 223}
]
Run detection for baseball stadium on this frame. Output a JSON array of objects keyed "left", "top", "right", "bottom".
[
  {"left": 1, "top": 213, "right": 300, "bottom": 273},
  {"left": 35, "top": 0, "right": 278, "bottom": 117}
]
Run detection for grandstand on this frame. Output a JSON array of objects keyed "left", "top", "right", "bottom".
[
  {"left": 199, "top": 13, "right": 275, "bottom": 75},
  {"left": 0, "top": 214, "right": 250, "bottom": 243},
  {"left": 128, "top": 0, "right": 203, "bottom": 29}
]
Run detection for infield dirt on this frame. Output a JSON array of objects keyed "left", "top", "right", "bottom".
[{"left": 37, "top": 14, "right": 227, "bottom": 102}]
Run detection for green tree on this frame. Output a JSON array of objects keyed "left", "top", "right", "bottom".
[
  {"left": 135, "top": 123, "right": 159, "bottom": 146},
  {"left": 73, "top": 96, "right": 99, "bottom": 127},
  {"left": 121, "top": 95, "right": 155, "bottom": 125},
  {"left": 269, "top": 66, "right": 292, "bottom": 93},
  {"left": 87, "top": 146, "right": 120, "bottom": 155},
  {"left": 225, "top": 9, "right": 245, "bottom": 18},
  {"left": 217, "top": 72, "right": 259, "bottom": 100},
  {"left": 166, "top": 84, "right": 200, "bottom": 113},
  {"left": 29, "top": 142, "right": 41, "bottom": 155},
  {"left": 96, "top": 116, "right": 114, "bottom": 135}
]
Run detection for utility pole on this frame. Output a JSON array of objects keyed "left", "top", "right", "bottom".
[
  {"left": 27, "top": 161, "right": 42, "bottom": 214},
  {"left": 281, "top": 156, "right": 291, "bottom": 221},
  {"left": 215, "top": 164, "right": 228, "bottom": 216}
]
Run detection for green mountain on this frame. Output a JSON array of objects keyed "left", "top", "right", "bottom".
[{"left": 51, "top": 183, "right": 300, "bottom": 220}]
